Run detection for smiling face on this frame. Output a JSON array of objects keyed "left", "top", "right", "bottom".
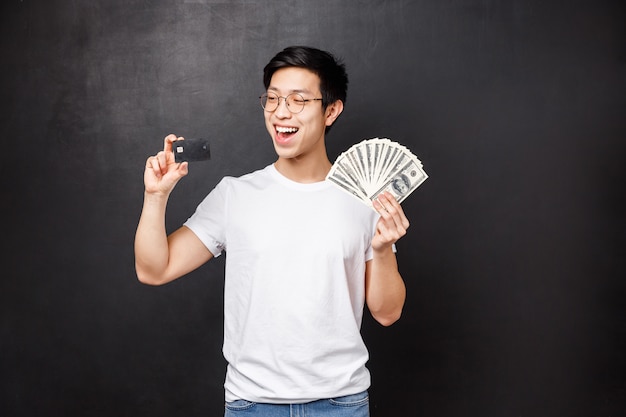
[{"left": 264, "top": 67, "right": 343, "bottom": 167}]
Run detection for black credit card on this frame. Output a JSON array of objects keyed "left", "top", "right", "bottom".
[{"left": 173, "top": 139, "right": 211, "bottom": 163}]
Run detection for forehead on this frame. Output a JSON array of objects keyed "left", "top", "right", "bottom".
[{"left": 267, "top": 67, "right": 321, "bottom": 94}]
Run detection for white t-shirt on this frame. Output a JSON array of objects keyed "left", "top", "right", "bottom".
[{"left": 184, "top": 164, "right": 380, "bottom": 403}]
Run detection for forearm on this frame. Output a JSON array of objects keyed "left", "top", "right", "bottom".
[
  {"left": 365, "top": 247, "right": 407, "bottom": 326},
  {"left": 134, "top": 192, "right": 171, "bottom": 284}
]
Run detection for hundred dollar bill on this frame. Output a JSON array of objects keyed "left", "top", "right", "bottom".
[
  {"left": 327, "top": 162, "right": 369, "bottom": 203},
  {"left": 328, "top": 137, "right": 428, "bottom": 210},
  {"left": 370, "top": 158, "right": 428, "bottom": 204},
  {"left": 327, "top": 175, "right": 370, "bottom": 204},
  {"left": 344, "top": 149, "right": 367, "bottom": 187}
]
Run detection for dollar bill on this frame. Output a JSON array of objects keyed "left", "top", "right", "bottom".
[
  {"left": 370, "top": 158, "right": 428, "bottom": 204},
  {"left": 326, "top": 137, "right": 428, "bottom": 210}
]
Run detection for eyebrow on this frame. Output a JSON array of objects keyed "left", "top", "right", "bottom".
[{"left": 267, "top": 86, "right": 313, "bottom": 95}]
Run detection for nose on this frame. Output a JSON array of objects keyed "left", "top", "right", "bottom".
[{"left": 274, "top": 97, "right": 291, "bottom": 118}]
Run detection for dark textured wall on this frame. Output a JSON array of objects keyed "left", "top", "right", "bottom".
[{"left": 1, "top": 1, "right": 624, "bottom": 416}]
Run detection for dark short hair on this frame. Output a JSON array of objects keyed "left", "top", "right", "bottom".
[{"left": 263, "top": 46, "right": 348, "bottom": 110}]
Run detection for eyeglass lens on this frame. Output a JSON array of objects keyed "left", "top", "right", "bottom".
[{"left": 260, "top": 93, "right": 307, "bottom": 114}]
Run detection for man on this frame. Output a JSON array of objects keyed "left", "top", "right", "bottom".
[{"left": 135, "top": 46, "right": 410, "bottom": 416}]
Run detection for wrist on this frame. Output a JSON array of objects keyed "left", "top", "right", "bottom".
[
  {"left": 372, "top": 244, "right": 395, "bottom": 258},
  {"left": 143, "top": 190, "right": 170, "bottom": 206}
]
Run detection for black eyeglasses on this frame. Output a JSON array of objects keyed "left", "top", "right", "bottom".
[{"left": 259, "top": 92, "right": 323, "bottom": 114}]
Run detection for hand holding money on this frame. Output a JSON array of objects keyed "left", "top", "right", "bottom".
[{"left": 326, "top": 138, "right": 428, "bottom": 209}]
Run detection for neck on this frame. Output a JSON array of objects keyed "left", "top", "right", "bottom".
[{"left": 274, "top": 155, "right": 332, "bottom": 183}]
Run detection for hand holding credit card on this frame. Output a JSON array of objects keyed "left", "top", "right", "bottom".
[{"left": 173, "top": 138, "right": 211, "bottom": 163}]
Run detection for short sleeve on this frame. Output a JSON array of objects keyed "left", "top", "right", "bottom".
[{"left": 183, "top": 177, "right": 230, "bottom": 257}]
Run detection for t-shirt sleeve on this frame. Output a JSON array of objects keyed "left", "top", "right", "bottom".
[{"left": 183, "top": 177, "right": 229, "bottom": 257}]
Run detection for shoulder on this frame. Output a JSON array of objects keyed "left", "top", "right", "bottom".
[
  {"left": 215, "top": 165, "right": 274, "bottom": 190},
  {"left": 224, "top": 165, "right": 273, "bottom": 184}
]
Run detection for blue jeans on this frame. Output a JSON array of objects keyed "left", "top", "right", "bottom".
[{"left": 224, "top": 391, "right": 369, "bottom": 417}]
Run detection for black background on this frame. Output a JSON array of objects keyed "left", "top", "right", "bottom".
[{"left": 1, "top": 1, "right": 624, "bottom": 416}]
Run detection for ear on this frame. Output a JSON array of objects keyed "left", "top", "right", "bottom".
[{"left": 324, "top": 100, "right": 344, "bottom": 127}]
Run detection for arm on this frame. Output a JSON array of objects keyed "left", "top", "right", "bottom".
[
  {"left": 134, "top": 134, "right": 214, "bottom": 286},
  {"left": 364, "top": 192, "right": 409, "bottom": 326}
]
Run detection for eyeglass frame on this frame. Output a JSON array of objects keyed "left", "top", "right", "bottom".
[{"left": 259, "top": 92, "right": 323, "bottom": 114}]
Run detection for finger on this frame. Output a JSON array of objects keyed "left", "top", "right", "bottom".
[
  {"left": 373, "top": 218, "right": 399, "bottom": 249},
  {"left": 378, "top": 192, "right": 410, "bottom": 230},
  {"left": 379, "top": 214, "right": 406, "bottom": 241},
  {"left": 373, "top": 201, "right": 399, "bottom": 237},
  {"left": 164, "top": 134, "right": 184, "bottom": 153},
  {"left": 386, "top": 205, "right": 410, "bottom": 232},
  {"left": 156, "top": 151, "right": 169, "bottom": 175},
  {"left": 374, "top": 193, "right": 396, "bottom": 219},
  {"left": 372, "top": 197, "right": 387, "bottom": 215},
  {"left": 145, "top": 155, "right": 154, "bottom": 170},
  {"left": 177, "top": 161, "right": 189, "bottom": 177},
  {"left": 148, "top": 156, "right": 163, "bottom": 178},
  {"left": 374, "top": 199, "right": 408, "bottom": 244}
]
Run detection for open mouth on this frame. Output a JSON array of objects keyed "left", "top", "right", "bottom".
[{"left": 275, "top": 126, "right": 299, "bottom": 143}]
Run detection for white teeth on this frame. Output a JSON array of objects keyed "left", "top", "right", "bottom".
[{"left": 276, "top": 126, "right": 298, "bottom": 133}]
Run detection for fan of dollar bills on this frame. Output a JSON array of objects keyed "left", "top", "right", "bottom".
[{"left": 326, "top": 137, "right": 428, "bottom": 208}]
